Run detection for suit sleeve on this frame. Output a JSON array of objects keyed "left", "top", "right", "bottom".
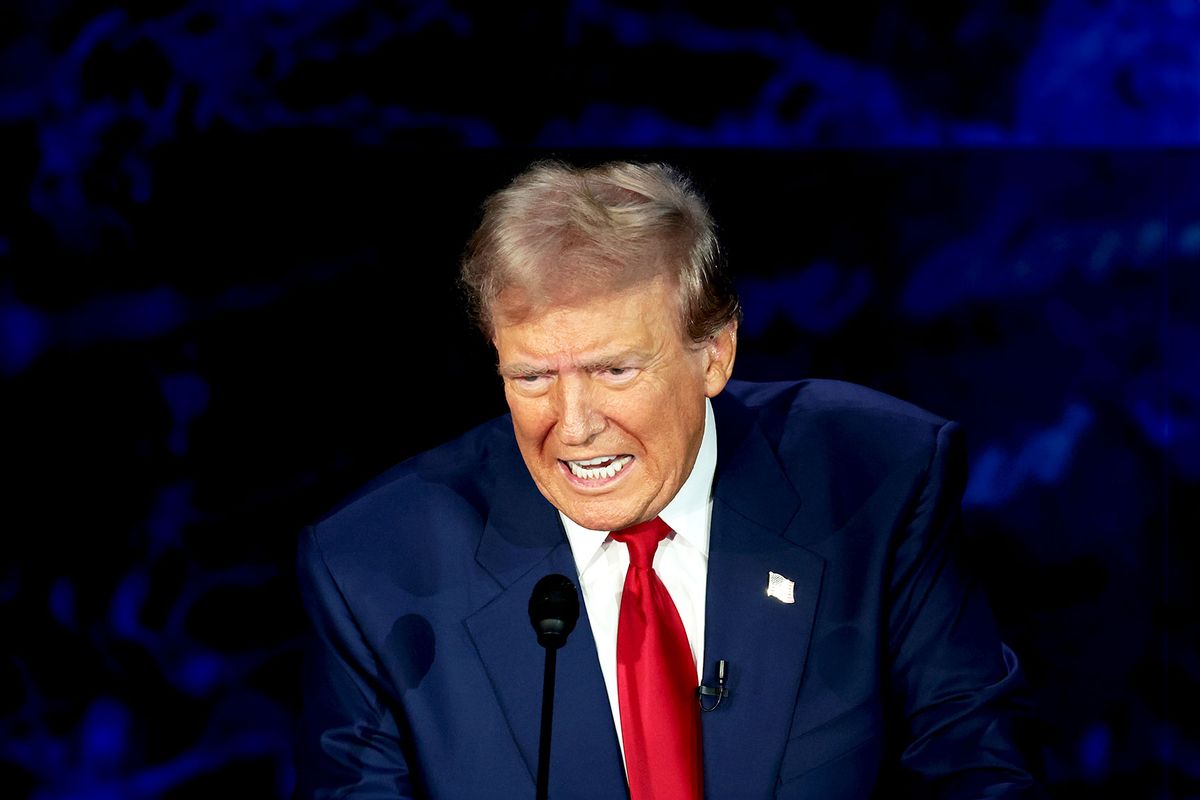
[
  {"left": 294, "top": 526, "right": 418, "bottom": 799},
  {"left": 886, "top": 422, "right": 1046, "bottom": 798}
]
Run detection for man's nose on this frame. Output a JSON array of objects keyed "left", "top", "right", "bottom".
[{"left": 555, "top": 376, "right": 606, "bottom": 446}]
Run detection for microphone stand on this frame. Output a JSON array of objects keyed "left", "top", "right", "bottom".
[
  {"left": 528, "top": 574, "right": 580, "bottom": 800},
  {"left": 536, "top": 645, "right": 558, "bottom": 800}
]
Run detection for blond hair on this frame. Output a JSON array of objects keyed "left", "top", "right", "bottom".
[{"left": 460, "top": 160, "right": 741, "bottom": 341}]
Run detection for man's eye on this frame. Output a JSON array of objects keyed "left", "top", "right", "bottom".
[{"left": 601, "top": 367, "right": 637, "bottom": 382}]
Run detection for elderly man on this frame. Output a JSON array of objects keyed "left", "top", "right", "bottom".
[{"left": 296, "top": 162, "right": 1041, "bottom": 798}]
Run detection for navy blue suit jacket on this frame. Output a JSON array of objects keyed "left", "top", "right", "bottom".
[{"left": 296, "top": 380, "right": 1042, "bottom": 798}]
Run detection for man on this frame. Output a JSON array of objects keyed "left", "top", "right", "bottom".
[{"left": 296, "top": 161, "right": 1042, "bottom": 798}]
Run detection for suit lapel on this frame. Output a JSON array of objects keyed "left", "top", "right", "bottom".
[
  {"left": 464, "top": 435, "right": 627, "bottom": 799},
  {"left": 701, "top": 393, "right": 826, "bottom": 796}
]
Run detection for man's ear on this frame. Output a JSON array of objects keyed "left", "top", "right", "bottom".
[{"left": 703, "top": 322, "right": 738, "bottom": 398}]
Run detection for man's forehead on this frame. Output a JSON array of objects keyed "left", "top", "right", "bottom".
[
  {"left": 492, "top": 280, "right": 685, "bottom": 371},
  {"left": 492, "top": 270, "right": 679, "bottom": 323}
]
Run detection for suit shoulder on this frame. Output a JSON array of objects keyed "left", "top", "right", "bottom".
[
  {"left": 724, "top": 378, "right": 954, "bottom": 462},
  {"left": 722, "top": 380, "right": 962, "bottom": 538},
  {"left": 728, "top": 378, "right": 946, "bottom": 424},
  {"left": 307, "top": 413, "right": 515, "bottom": 555}
]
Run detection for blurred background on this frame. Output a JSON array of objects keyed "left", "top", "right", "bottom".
[{"left": 1, "top": 1, "right": 1197, "bottom": 797}]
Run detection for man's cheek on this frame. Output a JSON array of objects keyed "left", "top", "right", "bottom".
[{"left": 637, "top": 394, "right": 676, "bottom": 431}]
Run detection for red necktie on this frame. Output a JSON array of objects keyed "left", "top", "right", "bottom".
[{"left": 612, "top": 517, "right": 703, "bottom": 800}]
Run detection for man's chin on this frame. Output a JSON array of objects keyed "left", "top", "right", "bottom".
[
  {"left": 557, "top": 499, "right": 652, "bottom": 534},
  {"left": 532, "top": 469, "right": 659, "bottom": 531}
]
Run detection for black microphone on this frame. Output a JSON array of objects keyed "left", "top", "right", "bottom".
[
  {"left": 529, "top": 573, "right": 580, "bottom": 649},
  {"left": 528, "top": 574, "right": 580, "bottom": 800}
]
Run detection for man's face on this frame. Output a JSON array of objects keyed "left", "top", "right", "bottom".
[{"left": 493, "top": 277, "right": 736, "bottom": 532}]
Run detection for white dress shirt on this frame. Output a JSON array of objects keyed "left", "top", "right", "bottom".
[{"left": 560, "top": 398, "right": 717, "bottom": 759}]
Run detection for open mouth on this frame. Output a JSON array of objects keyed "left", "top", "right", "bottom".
[{"left": 561, "top": 454, "right": 634, "bottom": 481}]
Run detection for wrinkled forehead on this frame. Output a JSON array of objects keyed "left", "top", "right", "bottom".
[
  {"left": 491, "top": 275, "right": 696, "bottom": 376},
  {"left": 489, "top": 249, "right": 684, "bottom": 332}
]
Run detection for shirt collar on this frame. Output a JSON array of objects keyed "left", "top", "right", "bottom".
[{"left": 561, "top": 398, "right": 717, "bottom": 572}]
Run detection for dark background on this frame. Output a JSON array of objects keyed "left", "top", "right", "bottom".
[{"left": 1, "top": 2, "right": 1197, "bottom": 797}]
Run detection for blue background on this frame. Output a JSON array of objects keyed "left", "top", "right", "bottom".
[{"left": 1, "top": 2, "right": 1197, "bottom": 797}]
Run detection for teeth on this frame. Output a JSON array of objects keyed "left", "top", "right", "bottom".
[
  {"left": 574, "top": 455, "right": 614, "bottom": 466},
  {"left": 566, "top": 455, "right": 632, "bottom": 480}
]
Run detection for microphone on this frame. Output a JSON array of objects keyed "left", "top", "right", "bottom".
[
  {"left": 528, "top": 573, "right": 580, "bottom": 649},
  {"left": 528, "top": 574, "right": 580, "bottom": 800},
  {"left": 697, "top": 659, "right": 731, "bottom": 712}
]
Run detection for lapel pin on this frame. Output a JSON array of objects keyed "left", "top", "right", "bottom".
[{"left": 767, "top": 571, "right": 795, "bottom": 604}]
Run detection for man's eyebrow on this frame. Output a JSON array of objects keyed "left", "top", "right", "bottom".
[
  {"left": 580, "top": 349, "right": 652, "bottom": 371},
  {"left": 497, "top": 350, "right": 650, "bottom": 378},
  {"left": 496, "top": 362, "right": 549, "bottom": 378},
  {"left": 584, "top": 354, "right": 640, "bottom": 370}
]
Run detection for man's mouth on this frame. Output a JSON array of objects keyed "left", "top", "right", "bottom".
[{"left": 562, "top": 454, "right": 634, "bottom": 480}]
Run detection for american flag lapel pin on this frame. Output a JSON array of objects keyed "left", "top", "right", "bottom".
[{"left": 767, "top": 571, "right": 795, "bottom": 604}]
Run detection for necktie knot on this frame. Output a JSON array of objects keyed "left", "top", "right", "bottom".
[{"left": 611, "top": 517, "right": 672, "bottom": 569}]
